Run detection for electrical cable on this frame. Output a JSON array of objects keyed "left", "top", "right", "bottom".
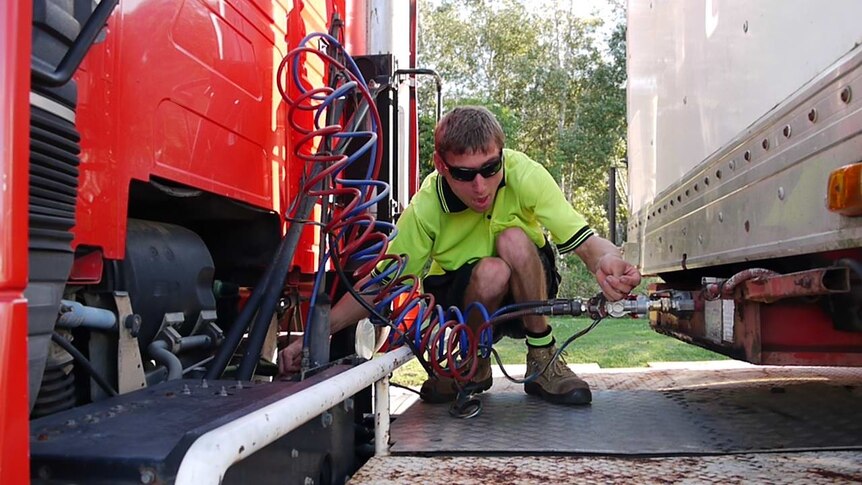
[
  {"left": 389, "top": 381, "right": 422, "bottom": 396},
  {"left": 51, "top": 332, "right": 118, "bottom": 397},
  {"left": 487, "top": 317, "right": 604, "bottom": 385}
]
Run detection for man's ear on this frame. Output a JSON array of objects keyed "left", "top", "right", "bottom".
[{"left": 432, "top": 151, "right": 446, "bottom": 174}]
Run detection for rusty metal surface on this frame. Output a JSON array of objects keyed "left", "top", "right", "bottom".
[
  {"left": 391, "top": 367, "right": 862, "bottom": 454},
  {"left": 742, "top": 267, "right": 850, "bottom": 303},
  {"left": 350, "top": 452, "right": 862, "bottom": 484}
]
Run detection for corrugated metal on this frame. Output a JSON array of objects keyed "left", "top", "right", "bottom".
[
  {"left": 389, "top": 366, "right": 862, "bottom": 453},
  {"left": 350, "top": 453, "right": 862, "bottom": 484}
]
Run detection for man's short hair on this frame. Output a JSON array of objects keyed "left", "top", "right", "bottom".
[{"left": 434, "top": 106, "right": 505, "bottom": 157}]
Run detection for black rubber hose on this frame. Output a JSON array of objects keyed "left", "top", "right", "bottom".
[
  {"left": 205, "top": 258, "right": 276, "bottom": 380},
  {"left": 33, "top": 0, "right": 120, "bottom": 86},
  {"left": 234, "top": 88, "right": 367, "bottom": 379},
  {"left": 51, "top": 332, "right": 118, "bottom": 397},
  {"left": 236, "top": 162, "right": 327, "bottom": 381}
]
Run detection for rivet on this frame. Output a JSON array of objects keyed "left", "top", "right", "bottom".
[{"left": 841, "top": 86, "right": 852, "bottom": 104}]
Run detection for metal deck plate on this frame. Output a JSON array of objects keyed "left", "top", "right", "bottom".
[
  {"left": 390, "top": 367, "right": 862, "bottom": 454},
  {"left": 351, "top": 452, "right": 862, "bottom": 484}
]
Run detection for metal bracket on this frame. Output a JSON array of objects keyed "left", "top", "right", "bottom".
[
  {"left": 113, "top": 291, "right": 147, "bottom": 393},
  {"left": 191, "top": 309, "right": 218, "bottom": 336},
  {"left": 261, "top": 314, "right": 279, "bottom": 367},
  {"left": 158, "top": 312, "right": 185, "bottom": 336}
]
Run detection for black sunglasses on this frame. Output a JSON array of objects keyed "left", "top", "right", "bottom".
[{"left": 442, "top": 151, "right": 504, "bottom": 182}]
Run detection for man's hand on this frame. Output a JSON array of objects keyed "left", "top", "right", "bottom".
[
  {"left": 278, "top": 340, "right": 302, "bottom": 375},
  {"left": 595, "top": 254, "right": 641, "bottom": 301}
]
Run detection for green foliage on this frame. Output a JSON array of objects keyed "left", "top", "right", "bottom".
[
  {"left": 417, "top": 114, "right": 436, "bottom": 181},
  {"left": 556, "top": 252, "right": 599, "bottom": 300},
  {"left": 417, "top": 0, "right": 629, "bottom": 240},
  {"left": 418, "top": 99, "right": 522, "bottom": 181},
  {"left": 490, "top": 317, "right": 729, "bottom": 367}
]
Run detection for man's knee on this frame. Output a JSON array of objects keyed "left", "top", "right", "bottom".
[
  {"left": 496, "top": 227, "right": 537, "bottom": 265},
  {"left": 469, "top": 257, "right": 511, "bottom": 301}
]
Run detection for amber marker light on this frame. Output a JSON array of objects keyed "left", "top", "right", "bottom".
[{"left": 827, "top": 163, "right": 862, "bottom": 216}]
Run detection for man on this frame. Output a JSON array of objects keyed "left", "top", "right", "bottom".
[{"left": 280, "top": 106, "right": 641, "bottom": 405}]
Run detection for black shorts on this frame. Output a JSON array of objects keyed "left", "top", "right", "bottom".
[{"left": 422, "top": 241, "right": 561, "bottom": 340}]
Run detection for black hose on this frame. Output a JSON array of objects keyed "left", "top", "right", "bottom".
[
  {"left": 51, "top": 332, "right": 118, "bottom": 397},
  {"left": 235, "top": 85, "right": 374, "bottom": 379},
  {"left": 488, "top": 317, "right": 604, "bottom": 385},
  {"left": 33, "top": 0, "right": 120, "bottom": 86},
  {"left": 205, "top": 259, "right": 277, "bottom": 380},
  {"left": 235, "top": 162, "right": 327, "bottom": 381}
]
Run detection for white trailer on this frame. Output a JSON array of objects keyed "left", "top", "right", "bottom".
[{"left": 626, "top": 0, "right": 862, "bottom": 366}]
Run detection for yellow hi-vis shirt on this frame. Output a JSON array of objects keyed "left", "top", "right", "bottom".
[{"left": 372, "top": 148, "right": 594, "bottom": 282}]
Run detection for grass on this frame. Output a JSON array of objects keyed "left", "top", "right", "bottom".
[{"left": 391, "top": 316, "right": 727, "bottom": 387}]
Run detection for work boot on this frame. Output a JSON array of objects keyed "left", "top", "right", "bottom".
[
  {"left": 419, "top": 357, "right": 492, "bottom": 403},
  {"left": 524, "top": 344, "right": 592, "bottom": 405}
]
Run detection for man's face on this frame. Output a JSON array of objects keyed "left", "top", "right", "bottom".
[{"left": 434, "top": 145, "right": 504, "bottom": 213}]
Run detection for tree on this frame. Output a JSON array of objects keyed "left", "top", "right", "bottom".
[
  {"left": 418, "top": 98, "right": 522, "bottom": 181},
  {"left": 417, "top": 0, "right": 628, "bottom": 240}
]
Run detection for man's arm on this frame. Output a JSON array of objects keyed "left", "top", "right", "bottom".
[
  {"left": 278, "top": 276, "right": 375, "bottom": 374},
  {"left": 279, "top": 200, "right": 435, "bottom": 374},
  {"left": 574, "top": 235, "right": 641, "bottom": 301}
]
